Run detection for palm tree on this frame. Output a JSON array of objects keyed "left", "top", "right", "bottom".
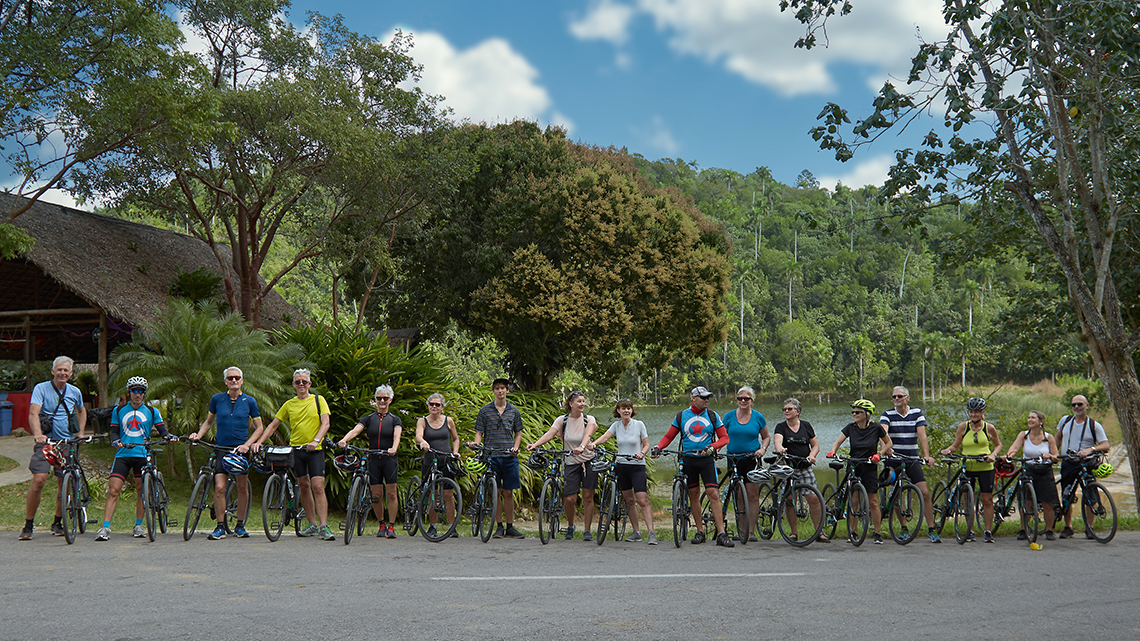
[
  {"left": 110, "top": 300, "right": 302, "bottom": 477},
  {"left": 963, "top": 279, "right": 981, "bottom": 334},
  {"left": 850, "top": 332, "right": 873, "bottom": 399}
]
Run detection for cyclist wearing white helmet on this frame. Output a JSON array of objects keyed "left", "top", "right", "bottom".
[
  {"left": 189, "top": 366, "right": 264, "bottom": 540},
  {"left": 940, "top": 397, "right": 1002, "bottom": 543},
  {"left": 96, "top": 377, "right": 176, "bottom": 541},
  {"left": 1054, "top": 394, "right": 1110, "bottom": 539}
]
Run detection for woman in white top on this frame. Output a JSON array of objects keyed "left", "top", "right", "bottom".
[
  {"left": 1004, "top": 410, "right": 1059, "bottom": 540},
  {"left": 589, "top": 399, "right": 656, "bottom": 544},
  {"left": 528, "top": 391, "right": 598, "bottom": 540}
]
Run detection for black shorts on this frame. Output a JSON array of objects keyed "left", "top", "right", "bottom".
[
  {"left": 421, "top": 451, "right": 456, "bottom": 481},
  {"left": 729, "top": 455, "right": 759, "bottom": 483},
  {"left": 564, "top": 461, "right": 598, "bottom": 496},
  {"left": 682, "top": 455, "right": 719, "bottom": 489},
  {"left": 885, "top": 459, "right": 926, "bottom": 484},
  {"left": 110, "top": 457, "right": 145, "bottom": 480},
  {"left": 293, "top": 448, "right": 326, "bottom": 479},
  {"left": 854, "top": 462, "right": 879, "bottom": 493},
  {"left": 1028, "top": 467, "right": 1058, "bottom": 504},
  {"left": 1058, "top": 461, "right": 1080, "bottom": 494},
  {"left": 615, "top": 463, "right": 648, "bottom": 494},
  {"left": 369, "top": 454, "right": 398, "bottom": 485},
  {"left": 966, "top": 469, "right": 995, "bottom": 494}
]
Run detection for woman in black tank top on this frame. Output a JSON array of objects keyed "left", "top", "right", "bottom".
[{"left": 415, "top": 393, "right": 460, "bottom": 530}]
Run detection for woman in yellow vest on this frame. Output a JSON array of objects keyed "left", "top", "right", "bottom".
[{"left": 940, "top": 397, "right": 1002, "bottom": 543}]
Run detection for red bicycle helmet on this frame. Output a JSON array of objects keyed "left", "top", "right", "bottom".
[
  {"left": 42, "top": 442, "right": 66, "bottom": 468},
  {"left": 994, "top": 458, "right": 1016, "bottom": 478}
]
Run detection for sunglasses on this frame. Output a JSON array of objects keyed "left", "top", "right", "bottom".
[
  {"left": 226, "top": 376, "right": 242, "bottom": 381},
  {"left": 783, "top": 407, "right": 797, "bottom": 412},
  {"left": 736, "top": 397, "right": 753, "bottom": 402},
  {"left": 427, "top": 402, "right": 442, "bottom": 408},
  {"left": 973, "top": 431, "right": 979, "bottom": 443},
  {"left": 1071, "top": 402, "right": 1085, "bottom": 408},
  {"left": 892, "top": 395, "right": 906, "bottom": 399},
  {"left": 129, "top": 388, "right": 146, "bottom": 394},
  {"left": 293, "top": 380, "right": 310, "bottom": 386},
  {"left": 375, "top": 396, "right": 390, "bottom": 402},
  {"left": 852, "top": 411, "right": 863, "bottom": 416}
]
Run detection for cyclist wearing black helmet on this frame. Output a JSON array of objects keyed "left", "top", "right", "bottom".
[
  {"left": 827, "top": 399, "right": 893, "bottom": 544},
  {"left": 940, "top": 397, "right": 1002, "bottom": 543}
]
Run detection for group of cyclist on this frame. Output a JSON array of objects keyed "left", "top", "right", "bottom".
[{"left": 18, "top": 358, "right": 1116, "bottom": 547}]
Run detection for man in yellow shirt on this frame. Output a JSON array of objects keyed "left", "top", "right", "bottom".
[{"left": 257, "top": 368, "right": 334, "bottom": 540}]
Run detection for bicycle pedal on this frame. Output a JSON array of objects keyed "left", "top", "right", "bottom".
[{"left": 339, "top": 522, "right": 347, "bottom": 531}]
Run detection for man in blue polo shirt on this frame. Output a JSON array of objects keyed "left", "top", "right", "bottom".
[{"left": 189, "top": 366, "right": 264, "bottom": 540}]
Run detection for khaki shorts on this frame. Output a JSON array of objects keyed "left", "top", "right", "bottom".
[{"left": 29, "top": 442, "right": 64, "bottom": 478}]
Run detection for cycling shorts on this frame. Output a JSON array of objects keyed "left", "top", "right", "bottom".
[
  {"left": 293, "top": 448, "right": 326, "bottom": 479},
  {"left": 965, "top": 468, "right": 995, "bottom": 494},
  {"left": 110, "top": 457, "right": 146, "bottom": 480},
  {"left": 369, "top": 454, "right": 398, "bottom": 485},
  {"left": 682, "top": 454, "right": 719, "bottom": 489},
  {"left": 616, "top": 463, "right": 648, "bottom": 494}
]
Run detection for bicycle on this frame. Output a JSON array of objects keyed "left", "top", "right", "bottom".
[
  {"left": 654, "top": 448, "right": 697, "bottom": 548},
  {"left": 528, "top": 447, "right": 568, "bottom": 545},
  {"left": 718, "top": 453, "right": 753, "bottom": 544},
  {"left": 254, "top": 445, "right": 308, "bottom": 542},
  {"left": 820, "top": 453, "right": 874, "bottom": 546},
  {"left": 999, "top": 457, "right": 1052, "bottom": 545},
  {"left": 465, "top": 444, "right": 507, "bottom": 543},
  {"left": 591, "top": 450, "right": 636, "bottom": 545},
  {"left": 184, "top": 441, "right": 245, "bottom": 540},
  {"left": 328, "top": 440, "right": 384, "bottom": 545},
  {"left": 1056, "top": 452, "right": 1117, "bottom": 543},
  {"left": 755, "top": 453, "right": 824, "bottom": 547},
  {"left": 49, "top": 434, "right": 106, "bottom": 544},
  {"left": 130, "top": 437, "right": 176, "bottom": 542},
  {"left": 876, "top": 456, "right": 925, "bottom": 545},
  {"left": 930, "top": 454, "right": 989, "bottom": 544},
  {"left": 414, "top": 448, "right": 463, "bottom": 542}
]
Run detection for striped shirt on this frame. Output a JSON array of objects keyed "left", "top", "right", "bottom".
[
  {"left": 474, "top": 401, "right": 524, "bottom": 451},
  {"left": 880, "top": 407, "right": 926, "bottom": 458}
]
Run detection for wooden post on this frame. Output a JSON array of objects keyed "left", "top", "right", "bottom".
[
  {"left": 97, "top": 311, "right": 108, "bottom": 407},
  {"left": 22, "top": 315, "right": 31, "bottom": 392}
]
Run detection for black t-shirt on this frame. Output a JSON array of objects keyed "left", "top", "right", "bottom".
[
  {"left": 360, "top": 412, "right": 402, "bottom": 450},
  {"left": 841, "top": 422, "right": 887, "bottom": 458},
  {"left": 775, "top": 420, "right": 816, "bottom": 459}
]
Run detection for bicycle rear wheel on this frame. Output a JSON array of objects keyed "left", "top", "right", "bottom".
[
  {"left": 223, "top": 477, "right": 238, "bottom": 533},
  {"left": 479, "top": 475, "right": 498, "bottom": 543},
  {"left": 930, "top": 480, "right": 948, "bottom": 535},
  {"left": 597, "top": 479, "right": 617, "bottom": 545},
  {"left": 344, "top": 476, "right": 365, "bottom": 545},
  {"left": 1082, "top": 481, "right": 1117, "bottom": 543},
  {"left": 143, "top": 473, "right": 157, "bottom": 542},
  {"left": 671, "top": 478, "right": 689, "bottom": 548},
  {"left": 887, "top": 483, "right": 923, "bottom": 545},
  {"left": 1017, "top": 481, "right": 1038, "bottom": 545},
  {"left": 729, "top": 480, "right": 749, "bottom": 544},
  {"left": 78, "top": 470, "right": 92, "bottom": 533},
  {"left": 184, "top": 472, "right": 209, "bottom": 540},
  {"left": 952, "top": 482, "right": 975, "bottom": 545},
  {"left": 403, "top": 475, "right": 421, "bottom": 536},
  {"left": 756, "top": 483, "right": 776, "bottom": 540},
  {"left": 820, "top": 482, "right": 838, "bottom": 541},
  {"left": 846, "top": 483, "right": 869, "bottom": 547},
  {"left": 61, "top": 472, "right": 78, "bottom": 545},
  {"left": 262, "top": 474, "right": 286, "bottom": 542}
]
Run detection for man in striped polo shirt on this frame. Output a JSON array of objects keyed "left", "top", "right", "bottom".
[{"left": 880, "top": 386, "right": 940, "bottom": 543}]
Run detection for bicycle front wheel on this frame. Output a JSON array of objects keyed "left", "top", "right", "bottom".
[
  {"left": 262, "top": 474, "right": 286, "bottom": 542},
  {"left": 820, "top": 482, "right": 837, "bottom": 541},
  {"left": 143, "top": 473, "right": 157, "bottom": 542},
  {"left": 846, "top": 483, "right": 869, "bottom": 547},
  {"left": 597, "top": 479, "right": 617, "bottom": 545},
  {"left": 778, "top": 483, "right": 824, "bottom": 547},
  {"left": 537, "top": 478, "right": 556, "bottom": 544},
  {"left": 344, "top": 476, "right": 365, "bottom": 546},
  {"left": 671, "top": 478, "right": 688, "bottom": 548},
  {"left": 930, "top": 480, "right": 948, "bottom": 535},
  {"left": 184, "top": 472, "right": 209, "bottom": 541},
  {"left": 420, "top": 477, "right": 462, "bottom": 542},
  {"left": 61, "top": 472, "right": 78, "bottom": 545},
  {"left": 155, "top": 472, "right": 170, "bottom": 534},
  {"left": 403, "top": 475, "right": 421, "bottom": 536},
  {"left": 952, "top": 482, "right": 975, "bottom": 545},
  {"left": 756, "top": 482, "right": 776, "bottom": 540},
  {"left": 78, "top": 470, "right": 91, "bottom": 533},
  {"left": 1082, "top": 481, "right": 1117, "bottom": 543},
  {"left": 479, "top": 475, "right": 498, "bottom": 543},
  {"left": 223, "top": 477, "right": 238, "bottom": 533},
  {"left": 729, "top": 479, "right": 750, "bottom": 544},
  {"left": 1017, "top": 481, "right": 1038, "bottom": 545},
  {"left": 887, "top": 483, "right": 923, "bottom": 545}
]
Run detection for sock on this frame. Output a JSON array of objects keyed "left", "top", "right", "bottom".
[
  {"left": 103, "top": 521, "right": 111, "bottom": 528},
  {"left": 25, "top": 519, "right": 33, "bottom": 530},
  {"left": 135, "top": 519, "right": 143, "bottom": 526},
  {"left": 53, "top": 516, "right": 62, "bottom": 525},
  {"left": 236, "top": 520, "right": 244, "bottom": 527}
]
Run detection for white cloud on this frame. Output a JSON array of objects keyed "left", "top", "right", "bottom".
[
  {"left": 816, "top": 155, "right": 893, "bottom": 190},
  {"left": 571, "top": 0, "right": 945, "bottom": 97},
  {"left": 403, "top": 31, "right": 555, "bottom": 124},
  {"left": 631, "top": 115, "right": 680, "bottom": 155},
  {"left": 569, "top": 0, "right": 637, "bottom": 45}
]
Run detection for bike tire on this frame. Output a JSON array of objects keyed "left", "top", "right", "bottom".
[
  {"left": 78, "top": 470, "right": 91, "bottom": 533},
  {"left": 223, "top": 477, "right": 238, "bottom": 533},
  {"left": 344, "top": 476, "right": 364, "bottom": 546},
  {"left": 730, "top": 480, "right": 750, "bottom": 544},
  {"left": 698, "top": 491, "right": 714, "bottom": 541},
  {"left": 952, "top": 482, "right": 975, "bottom": 545},
  {"left": 143, "top": 473, "right": 157, "bottom": 542},
  {"left": 294, "top": 480, "right": 306, "bottom": 537},
  {"left": 1082, "top": 481, "right": 1117, "bottom": 543},
  {"left": 887, "top": 483, "right": 924, "bottom": 545},
  {"left": 671, "top": 478, "right": 688, "bottom": 548},
  {"left": 479, "top": 475, "right": 498, "bottom": 543},
  {"left": 1018, "top": 481, "right": 1038, "bottom": 545},
  {"left": 597, "top": 480, "right": 617, "bottom": 545},
  {"left": 820, "top": 482, "right": 837, "bottom": 541},
  {"left": 404, "top": 475, "right": 421, "bottom": 536},
  {"left": 184, "top": 473, "right": 209, "bottom": 541},
  {"left": 847, "top": 482, "right": 869, "bottom": 547},
  {"left": 930, "top": 480, "right": 948, "bottom": 535},
  {"left": 756, "top": 482, "right": 776, "bottom": 540},
  {"left": 61, "top": 472, "right": 78, "bottom": 545},
  {"left": 262, "top": 474, "right": 286, "bottom": 542},
  {"left": 538, "top": 478, "right": 555, "bottom": 544},
  {"left": 155, "top": 472, "right": 169, "bottom": 534},
  {"left": 778, "top": 483, "right": 823, "bottom": 547},
  {"left": 420, "top": 477, "right": 462, "bottom": 542},
  {"left": 614, "top": 500, "right": 628, "bottom": 542}
]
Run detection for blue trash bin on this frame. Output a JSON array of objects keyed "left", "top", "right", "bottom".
[{"left": 0, "top": 401, "right": 12, "bottom": 436}]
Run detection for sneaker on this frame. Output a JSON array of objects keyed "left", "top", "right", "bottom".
[
  {"left": 19, "top": 526, "right": 32, "bottom": 541},
  {"left": 873, "top": 532, "right": 883, "bottom": 545},
  {"left": 900, "top": 526, "right": 909, "bottom": 538},
  {"left": 319, "top": 525, "right": 336, "bottom": 541},
  {"left": 233, "top": 523, "right": 249, "bottom": 538},
  {"left": 133, "top": 524, "right": 146, "bottom": 538},
  {"left": 965, "top": 531, "right": 977, "bottom": 542},
  {"left": 929, "top": 531, "right": 942, "bottom": 543},
  {"left": 564, "top": 525, "right": 576, "bottom": 541},
  {"left": 716, "top": 531, "right": 735, "bottom": 548},
  {"left": 691, "top": 531, "right": 706, "bottom": 545},
  {"left": 1085, "top": 530, "right": 1096, "bottom": 540},
  {"left": 96, "top": 526, "right": 111, "bottom": 541},
  {"left": 297, "top": 523, "right": 319, "bottom": 537},
  {"left": 51, "top": 522, "right": 65, "bottom": 536},
  {"left": 427, "top": 525, "right": 438, "bottom": 539},
  {"left": 1016, "top": 530, "right": 1028, "bottom": 540},
  {"left": 504, "top": 525, "right": 525, "bottom": 539},
  {"left": 748, "top": 534, "right": 759, "bottom": 542},
  {"left": 493, "top": 524, "right": 504, "bottom": 539},
  {"left": 1059, "top": 526, "right": 1074, "bottom": 539},
  {"left": 207, "top": 525, "right": 227, "bottom": 540},
  {"left": 984, "top": 530, "right": 995, "bottom": 543},
  {"left": 449, "top": 530, "right": 459, "bottom": 538},
  {"left": 377, "top": 524, "right": 387, "bottom": 537},
  {"left": 385, "top": 523, "right": 397, "bottom": 539},
  {"left": 647, "top": 531, "right": 658, "bottom": 545},
  {"left": 624, "top": 531, "right": 642, "bottom": 542},
  {"left": 582, "top": 530, "right": 592, "bottom": 542},
  {"left": 1045, "top": 530, "right": 1056, "bottom": 541}
]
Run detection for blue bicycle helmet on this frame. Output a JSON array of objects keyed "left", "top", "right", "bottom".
[{"left": 221, "top": 452, "right": 249, "bottom": 475}]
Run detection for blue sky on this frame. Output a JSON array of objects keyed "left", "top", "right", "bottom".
[{"left": 285, "top": 0, "right": 950, "bottom": 189}]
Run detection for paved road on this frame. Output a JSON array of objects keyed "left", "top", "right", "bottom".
[{"left": 4, "top": 528, "right": 1138, "bottom": 640}]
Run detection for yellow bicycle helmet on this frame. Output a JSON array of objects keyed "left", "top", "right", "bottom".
[
  {"left": 851, "top": 399, "right": 876, "bottom": 415},
  {"left": 465, "top": 457, "right": 488, "bottom": 476}
]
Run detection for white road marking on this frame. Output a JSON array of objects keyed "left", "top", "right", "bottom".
[{"left": 433, "top": 572, "right": 806, "bottom": 581}]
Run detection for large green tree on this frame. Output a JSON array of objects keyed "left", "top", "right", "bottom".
[
  {"left": 784, "top": 0, "right": 1140, "bottom": 502},
  {"left": 384, "top": 122, "right": 731, "bottom": 390}
]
